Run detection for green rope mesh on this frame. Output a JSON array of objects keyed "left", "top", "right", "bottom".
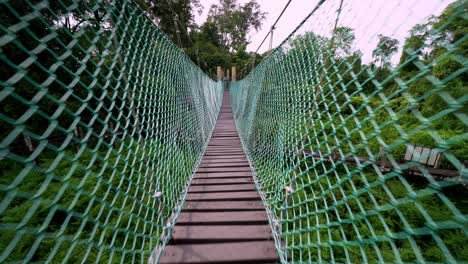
[
  {"left": 231, "top": 0, "right": 467, "bottom": 263},
  {"left": 0, "top": 0, "right": 222, "bottom": 263}
]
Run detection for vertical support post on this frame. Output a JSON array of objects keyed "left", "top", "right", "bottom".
[
  {"left": 269, "top": 26, "right": 275, "bottom": 52},
  {"left": 231, "top": 66, "right": 236, "bottom": 81},
  {"left": 217, "top": 66, "right": 223, "bottom": 81}
]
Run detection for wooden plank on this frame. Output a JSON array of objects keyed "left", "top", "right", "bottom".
[
  {"left": 200, "top": 158, "right": 247, "bottom": 163},
  {"left": 207, "top": 143, "right": 241, "bottom": 146},
  {"left": 204, "top": 153, "right": 244, "bottom": 156},
  {"left": 208, "top": 139, "right": 241, "bottom": 141},
  {"left": 171, "top": 225, "right": 272, "bottom": 243},
  {"left": 199, "top": 161, "right": 249, "bottom": 167},
  {"left": 188, "top": 184, "right": 256, "bottom": 193},
  {"left": 204, "top": 151, "right": 244, "bottom": 154},
  {"left": 208, "top": 140, "right": 239, "bottom": 142},
  {"left": 208, "top": 141, "right": 241, "bottom": 143},
  {"left": 204, "top": 149, "right": 244, "bottom": 152},
  {"left": 197, "top": 167, "right": 252, "bottom": 172},
  {"left": 191, "top": 177, "right": 254, "bottom": 185},
  {"left": 202, "top": 155, "right": 246, "bottom": 158},
  {"left": 205, "top": 148, "right": 243, "bottom": 151},
  {"left": 183, "top": 201, "right": 264, "bottom": 211},
  {"left": 206, "top": 144, "right": 241, "bottom": 146},
  {"left": 209, "top": 140, "right": 239, "bottom": 142},
  {"left": 206, "top": 147, "right": 244, "bottom": 152},
  {"left": 204, "top": 148, "right": 243, "bottom": 152},
  {"left": 204, "top": 150, "right": 244, "bottom": 153},
  {"left": 186, "top": 191, "right": 260, "bottom": 201},
  {"left": 209, "top": 138, "right": 240, "bottom": 141},
  {"left": 177, "top": 211, "right": 268, "bottom": 224},
  {"left": 199, "top": 163, "right": 249, "bottom": 168},
  {"left": 202, "top": 154, "right": 246, "bottom": 158},
  {"left": 201, "top": 158, "right": 247, "bottom": 162},
  {"left": 195, "top": 171, "right": 252, "bottom": 178},
  {"left": 159, "top": 241, "right": 277, "bottom": 264},
  {"left": 201, "top": 159, "right": 247, "bottom": 163},
  {"left": 208, "top": 144, "right": 242, "bottom": 146},
  {"left": 203, "top": 154, "right": 245, "bottom": 157}
]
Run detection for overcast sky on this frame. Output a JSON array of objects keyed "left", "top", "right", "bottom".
[{"left": 194, "top": 0, "right": 454, "bottom": 64}]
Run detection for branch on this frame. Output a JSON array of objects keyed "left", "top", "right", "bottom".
[{"left": 71, "top": 19, "right": 86, "bottom": 33}]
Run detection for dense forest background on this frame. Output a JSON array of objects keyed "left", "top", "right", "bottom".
[
  {"left": 146, "top": 0, "right": 466, "bottom": 163},
  {"left": 135, "top": 0, "right": 267, "bottom": 78}
]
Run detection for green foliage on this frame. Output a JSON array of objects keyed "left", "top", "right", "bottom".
[
  {"left": 432, "top": 55, "right": 464, "bottom": 80},
  {"left": 331, "top": 26, "right": 356, "bottom": 58},
  {"left": 372, "top": 34, "right": 399, "bottom": 67},
  {"left": 144, "top": 0, "right": 202, "bottom": 48},
  {"left": 231, "top": 1, "right": 467, "bottom": 263},
  {"left": 206, "top": 0, "right": 266, "bottom": 52},
  {"left": 0, "top": 0, "right": 223, "bottom": 262}
]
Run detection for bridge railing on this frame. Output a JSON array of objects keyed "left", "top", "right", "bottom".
[
  {"left": 0, "top": 0, "right": 222, "bottom": 262},
  {"left": 231, "top": 0, "right": 467, "bottom": 263}
]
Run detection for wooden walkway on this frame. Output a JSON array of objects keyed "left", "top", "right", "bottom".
[{"left": 159, "top": 90, "right": 278, "bottom": 263}]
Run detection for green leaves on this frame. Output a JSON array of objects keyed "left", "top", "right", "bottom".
[
  {"left": 206, "top": 0, "right": 266, "bottom": 52},
  {"left": 231, "top": 0, "right": 467, "bottom": 262}
]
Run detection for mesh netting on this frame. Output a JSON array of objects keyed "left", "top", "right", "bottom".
[
  {"left": 231, "top": 0, "right": 467, "bottom": 263},
  {"left": 0, "top": 0, "right": 222, "bottom": 262}
]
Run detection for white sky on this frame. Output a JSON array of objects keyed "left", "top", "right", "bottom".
[{"left": 194, "top": 0, "right": 454, "bottom": 64}]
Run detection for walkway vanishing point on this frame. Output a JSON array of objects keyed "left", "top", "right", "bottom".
[{"left": 159, "top": 89, "right": 279, "bottom": 263}]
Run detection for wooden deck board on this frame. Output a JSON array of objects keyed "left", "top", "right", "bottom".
[
  {"left": 177, "top": 211, "right": 268, "bottom": 224},
  {"left": 171, "top": 225, "right": 272, "bottom": 242},
  {"left": 194, "top": 172, "right": 252, "bottom": 178},
  {"left": 197, "top": 167, "right": 252, "bottom": 172},
  {"left": 200, "top": 160, "right": 248, "bottom": 165},
  {"left": 191, "top": 177, "right": 254, "bottom": 185},
  {"left": 159, "top": 241, "right": 277, "bottom": 264},
  {"left": 183, "top": 201, "right": 265, "bottom": 211},
  {"left": 188, "top": 184, "right": 256, "bottom": 192},
  {"left": 186, "top": 191, "right": 260, "bottom": 201},
  {"left": 158, "top": 89, "right": 277, "bottom": 263}
]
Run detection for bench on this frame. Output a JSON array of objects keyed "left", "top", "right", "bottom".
[{"left": 404, "top": 144, "right": 442, "bottom": 168}]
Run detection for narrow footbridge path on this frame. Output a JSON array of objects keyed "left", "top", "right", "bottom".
[{"left": 159, "top": 89, "right": 278, "bottom": 263}]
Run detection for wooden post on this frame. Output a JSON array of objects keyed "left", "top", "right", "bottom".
[
  {"left": 231, "top": 66, "right": 236, "bottom": 81},
  {"left": 226, "top": 69, "right": 230, "bottom": 81},
  {"left": 217, "top": 66, "right": 223, "bottom": 81}
]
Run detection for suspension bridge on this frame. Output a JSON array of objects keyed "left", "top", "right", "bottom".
[{"left": 0, "top": 0, "right": 467, "bottom": 264}]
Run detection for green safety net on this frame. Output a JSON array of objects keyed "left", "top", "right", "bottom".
[
  {"left": 231, "top": 0, "right": 467, "bottom": 263},
  {"left": 0, "top": 0, "right": 223, "bottom": 263}
]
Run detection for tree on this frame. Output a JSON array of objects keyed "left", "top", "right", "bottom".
[
  {"left": 372, "top": 34, "right": 399, "bottom": 67},
  {"left": 145, "top": 0, "right": 202, "bottom": 48},
  {"left": 398, "top": 0, "right": 466, "bottom": 73},
  {"left": 330, "top": 26, "right": 355, "bottom": 58},
  {"left": 206, "top": 0, "right": 266, "bottom": 52}
]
